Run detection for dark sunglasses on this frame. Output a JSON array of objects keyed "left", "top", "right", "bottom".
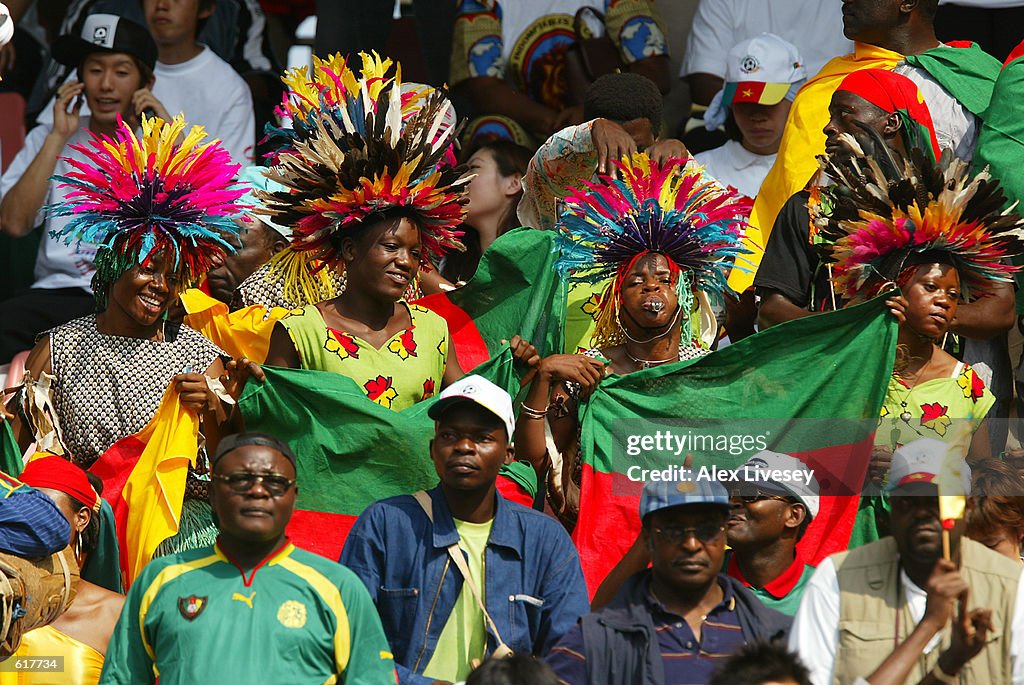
[
  {"left": 733, "top": 493, "right": 795, "bottom": 505},
  {"left": 652, "top": 523, "right": 725, "bottom": 544},
  {"left": 213, "top": 472, "right": 296, "bottom": 497}
]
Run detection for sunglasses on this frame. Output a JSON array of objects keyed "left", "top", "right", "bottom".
[
  {"left": 213, "top": 472, "right": 296, "bottom": 497},
  {"left": 733, "top": 493, "right": 795, "bottom": 505},
  {"left": 652, "top": 523, "right": 725, "bottom": 545}
]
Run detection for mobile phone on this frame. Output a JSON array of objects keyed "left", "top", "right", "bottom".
[{"left": 74, "top": 92, "right": 84, "bottom": 111}]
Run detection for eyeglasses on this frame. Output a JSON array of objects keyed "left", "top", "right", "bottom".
[
  {"left": 733, "top": 493, "right": 795, "bottom": 505},
  {"left": 652, "top": 523, "right": 725, "bottom": 545},
  {"left": 213, "top": 472, "right": 296, "bottom": 497}
]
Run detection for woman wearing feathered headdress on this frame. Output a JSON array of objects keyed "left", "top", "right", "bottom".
[
  {"left": 814, "top": 145, "right": 1024, "bottom": 543},
  {"left": 514, "top": 153, "right": 751, "bottom": 525},
  {"left": 258, "top": 53, "right": 467, "bottom": 411},
  {"left": 5, "top": 115, "right": 245, "bottom": 551}
]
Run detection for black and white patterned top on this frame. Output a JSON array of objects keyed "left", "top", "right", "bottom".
[
  {"left": 234, "top": 262, "right": 346, "bottom": 311},
  {"left": 48, "top": 316, "right": 226, "bottom": 468}
]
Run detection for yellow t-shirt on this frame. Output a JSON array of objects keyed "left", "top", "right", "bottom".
[
  {"left": 422, "top": 518, "right": 494, "bottom": 682},
  {"left": 0, "top": 625, "right": 104, "bottom": 685}
]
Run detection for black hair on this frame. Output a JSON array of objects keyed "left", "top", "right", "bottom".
[
  {"left": 442, "top": 140, "right": 532, "bottom": 283},
  {"left": 709, "top": 642, "right": 813, "bottom": 685},
  {"left": 583, "top": 73, "right": 663, "bottom": 131},
  {"left": 65, "top": 473, "right": 105, "bottom": 557},
  {"left": 328, "top": 207, "right": 423, "bottom": 259},
  {"left": 465, "top": 655, "right": 559, "bottom": 685}
]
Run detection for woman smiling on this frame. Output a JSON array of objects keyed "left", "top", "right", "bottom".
[{"left": 258, "top": 56, "right": 467, "bottom": 410}]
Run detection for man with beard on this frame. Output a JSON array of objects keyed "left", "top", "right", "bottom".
[
  {"left": 547, "top": 479, "right": 789, "bottom": 685},
  {"left": 726, "top": 451, "right": 819, "bottom": 616},
  {"left": 789, "top": 439, "right": 1024, "bottom": 685}
]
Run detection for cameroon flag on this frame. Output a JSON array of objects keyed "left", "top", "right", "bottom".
[
  {"left": 238, "top": 349, "right": 522, "bottom": 560},
  {"left": 574, "top": 295, "right": 897, "bottom": 594},
  {"left": 414, "top": 227, "right": 566, "bottom": 370}
]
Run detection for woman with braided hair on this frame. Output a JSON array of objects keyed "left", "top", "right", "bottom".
[
  {"left": 5, "top": 114, "right": 248, "bottom": 553},
  {"left": 514, "top": 152, "right": 751, "bottom": 526}
]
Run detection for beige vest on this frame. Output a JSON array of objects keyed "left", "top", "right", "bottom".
[{"left": 832, "top": 537, "right": 1020, "bottom": 685}]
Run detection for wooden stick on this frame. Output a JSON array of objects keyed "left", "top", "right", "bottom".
[{"left": 942, "top": 527, "right": 951, "bottom": 561}]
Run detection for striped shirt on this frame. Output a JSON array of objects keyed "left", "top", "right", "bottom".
[{"left": 547, "top": 576, "right": 746, "bottom": 685}]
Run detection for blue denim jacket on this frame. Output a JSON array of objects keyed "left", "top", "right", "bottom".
[{"left": 340, "top": 485, "right": 589, "bottom": 685}]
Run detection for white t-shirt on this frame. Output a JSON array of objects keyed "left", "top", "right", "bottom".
[
  {"left": 0, "top": 121, "right": 99, "bottom": 291},
  {"left": 37, "top": 46, "right": 255, "bottom": 167},
  {"left": 694, "top": 140, "right": 775, "bottom": 200},
  {"left": 681, "top": 0, "right": 853, "bottom": 81},
  {"left": 153, "top": 46, "right": 255, "bottom": 167},
  {"left": 789, "top": 555, "right": 1024, "bottom": 685}
]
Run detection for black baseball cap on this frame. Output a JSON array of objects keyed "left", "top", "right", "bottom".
[{"left": 52, "top": 14, "right": 158, "bottom": 71}]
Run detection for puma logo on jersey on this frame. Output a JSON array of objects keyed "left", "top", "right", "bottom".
[{"left": 232, "top": 591, "right": 256, "bottom": 608}]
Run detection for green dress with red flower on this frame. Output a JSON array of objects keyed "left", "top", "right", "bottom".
[
  {"left": 278, "top": 301, "right": 449, "bottom": 411},
  {"left": 850, "top": 361, "right": 995, "bottom": 548}
]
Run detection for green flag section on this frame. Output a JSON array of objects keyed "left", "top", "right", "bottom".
[
  {"left": 414, "top": 227, "right": 565, "bottom": 371},
  {"left": 973, "top": 40, "right": 1024, "bottom": 313},
  {"left": 903, "top": 42, "right": 1002, "bottom": 117},
  {"left": 238, "top": 349, "right": 520, "bottom": 560},
  {"left": 573, "top": 296, "right": 898, "bottom": 594},
  {"left": 1, "top": 421, "right": 23, "bottom": 477}
]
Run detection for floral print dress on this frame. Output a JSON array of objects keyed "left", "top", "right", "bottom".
[{"left": 278, "top": 301, "right": 449, "bottom": 411}]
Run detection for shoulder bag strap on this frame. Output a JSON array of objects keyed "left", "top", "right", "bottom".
[{"left": 412, "top": 491, "right": 513, "bottom": 657}]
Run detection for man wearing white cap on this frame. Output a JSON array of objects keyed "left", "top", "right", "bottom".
[
  {"left": 726, "top": 450, "right": 819, "bottom": 616},
  {"left": 790, "top": 438, "right": 1024, "bottom": 685},
  {"left": 696, "top": 34, "right": 807, "bottom": 202},
  {"left": 340, "top": 375, "right": 588, "bottom": 685}
]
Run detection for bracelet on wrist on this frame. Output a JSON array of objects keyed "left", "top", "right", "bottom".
[{"left": 519, "top": 402, "right": 548, "bottom": 419}]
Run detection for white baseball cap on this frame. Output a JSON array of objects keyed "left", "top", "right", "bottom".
[
  {"left": 738, "top": 450, "right": 820, "bottom": 519},
  {"left": 427, "top": 375, "right": 515, "bottom": 439},
  {"left": 0, "top": 5, "right": 13, "bottom": 49},
  {"left": 706, "top": 33, "right": 806, "bottom": 130},
  {"left": 886, "top": 438, "right": 972, "bottom": 494}
]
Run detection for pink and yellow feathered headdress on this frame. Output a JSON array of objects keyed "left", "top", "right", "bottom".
[
  {"left": 813, "top": 148, "right": 1024, "bottom": 302},
  {"left": 257, "top": 52, "right": 466, "bottom": 303},
  {"left": 49, "top": 115, "right": 243, "bottom": 307}
]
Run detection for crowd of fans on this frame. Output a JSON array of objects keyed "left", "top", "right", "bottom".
[{"left": 0, "top": 0, "right": 1023, "bottom": 684}]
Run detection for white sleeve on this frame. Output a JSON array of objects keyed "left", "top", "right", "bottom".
[
  {"left": 0, "top": 124, "right": 52, "bottom": 226},
  {"left": 680, "top": 0, "right": 736, "bottom": 78},
  {"left": 218, "top": 80, "right": 256, "bottom": 166},
  {"left": 789, "top": 556, "right": 841, "bottom": 685},
  {"left": 1011, "top": 568, "right": 1024, "bottom": 685}
]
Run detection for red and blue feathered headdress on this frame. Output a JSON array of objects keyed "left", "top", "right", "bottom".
[{"left": 555, "top": 153, "right": 751, "bottom": 347}]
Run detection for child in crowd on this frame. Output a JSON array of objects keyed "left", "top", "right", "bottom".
[{"left": 697, "top": 33, "right": 806, "bottom": 201}]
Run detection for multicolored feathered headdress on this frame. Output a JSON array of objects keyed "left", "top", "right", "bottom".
[
  {"left": 256, "top": 52, "right": 466, "bottom": 303},
  {"left": 49, "top": 115, "right": 244, "bottom": 309},
  {"left": 813, "top": 147, "right": 1024, "bottom": 302},
  {"left": 555, "top": 153, "right": 751, "bottom": 347}
]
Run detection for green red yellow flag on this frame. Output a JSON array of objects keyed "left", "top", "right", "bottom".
[
  {"left": 90, "top": 385, "right": 200, "bottom": 587},
  {"left": 181, "top": 289, "right": 287, "bottom": 363},
  {"left": 574, "top": 295, "right": 897, "bottom": 593},
  {"left": 237, "top": 350, "right": 521, "bottom": 560},
  {"left": 414, "top": 228, "right": 565, "bottom": 369}
]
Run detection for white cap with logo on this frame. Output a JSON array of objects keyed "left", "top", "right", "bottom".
[
  {"left": 706, "top": 32, "right": 807, "bottom": 130},
  {"left": 427, "top": 374, "right": 515, "bottom": 439},
  {"left": 739, "top": 450, "right": 820, "bottom": 519}
]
